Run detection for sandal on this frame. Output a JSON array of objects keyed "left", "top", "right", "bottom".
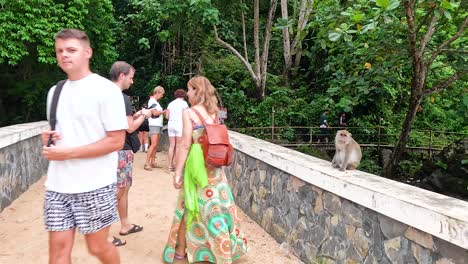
[
  {"left": 111, "top": 236, "right": 126, "bottom": 247},
  {"left": 119, "top": 224, "right": 143, "bottom": 236},
  {"left": 167, "top": 166, "right": 175, "bottom": 172},
  {"left": 144, "top": 164, "right": 152, "bottom": 171}
]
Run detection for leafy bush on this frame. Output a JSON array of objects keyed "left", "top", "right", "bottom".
[
  {"left": 358, "top": 150, "right": 383, "bottom": 175},
  {"left": 296, "top": 145, "right": 332, "bottom": 161},
  {"left": 281, "top": 127, "right": 296, "bottom": 142}
]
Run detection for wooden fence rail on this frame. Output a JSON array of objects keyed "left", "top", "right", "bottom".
[{"left": 230, "top": 126, "right": 467, "bottom": 156}]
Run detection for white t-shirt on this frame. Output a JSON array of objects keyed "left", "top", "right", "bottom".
[
  {"left": 147, "top": 97, "right": 163, "bottom": 126},
  {"left": 45, "top": 74, "right": 128, "bottom": 193},
  {"left": 167, "top": 98, "right": 188, "bottom": 122}
]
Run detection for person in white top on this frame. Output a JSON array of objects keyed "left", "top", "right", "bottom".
[
  {"left": 144, "top": 86, "right": 166, "bottom": 170},
  {"left": 41, "top": 29, "right": 127, "bottom": 264},
  {"left": 165, "top": 89, "right": 189, "bottom": 170}
]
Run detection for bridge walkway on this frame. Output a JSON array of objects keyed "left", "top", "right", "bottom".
[{"left": 0, "top": 152, "right": 302, "bottom": 264}]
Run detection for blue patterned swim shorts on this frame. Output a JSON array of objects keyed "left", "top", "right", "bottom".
[{"left": 117, "top": 150, "right": 134, "bottom": 188}]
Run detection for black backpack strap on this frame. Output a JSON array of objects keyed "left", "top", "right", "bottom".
[{"left": 47, "top": 80, "right": 66, "bottom": 146}]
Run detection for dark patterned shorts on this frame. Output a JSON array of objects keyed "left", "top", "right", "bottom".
[
  {"left": 43, "top": 183, "right": 118, "bottom": 234},
  {"left": 117, "top": 150, "right": 134, "bottom": 188}
]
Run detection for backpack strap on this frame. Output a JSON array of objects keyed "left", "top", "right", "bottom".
[
  {"left": 47, "top": 80, "right": 66, "bottom": 146},
  {"left": 191, "top": 107, "right": 218, "bottom": 125}
]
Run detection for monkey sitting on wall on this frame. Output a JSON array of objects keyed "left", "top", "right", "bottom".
[{"left": 332, "top": 130, "right": 362, "bottom": 171}]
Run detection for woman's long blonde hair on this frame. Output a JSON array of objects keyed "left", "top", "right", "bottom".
[{"left": 187, "top": 76, "right": 219, "bottom": 115}]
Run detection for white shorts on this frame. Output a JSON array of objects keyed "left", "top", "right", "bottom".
[{"left": 168, "top": 121, "right": 183, "bottom": 137}]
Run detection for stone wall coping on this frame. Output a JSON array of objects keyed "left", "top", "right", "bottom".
[
  {"left": 0, "top": 121, "right": 49, "bottom": 149},
  {"left": 229, "top": 131, "right": 468, "bottom": 250}
]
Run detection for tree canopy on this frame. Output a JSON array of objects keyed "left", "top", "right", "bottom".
[{"left": 0, "top": 0, "right": 466, "bottom": 177}]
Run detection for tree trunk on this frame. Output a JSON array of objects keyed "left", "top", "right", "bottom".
[
  {"left": 213, "top": 26, "right": 258, "bottom": 85},
  {"left": 292, "top": 0, "right": 314, "bottom": 69},
  {"left": 384, "top": 25, "right": 426, "bottom": 178},
  {"left": 214, "top": 0, "right": 278, "bottom": 101},
  {"left": 258, "top": 0, "right": 278, "bottom": 100},
  {"left": 240, "top": 0, "right": 248, "bottom": 60},
  {"left": 385, "top": 2, "right": 468, "bottom": 178},
  {"left": 150, "top": 36, "right": 158, "bottom": 67},
  {"left": 383, "top": 96, "right": 422, "bottom": 178},
  {"left": 253, "top": 0, "right": 260, "bottom": 79},
  {"left": 281, "top": 0, "right": 292, "bottom": 83}
]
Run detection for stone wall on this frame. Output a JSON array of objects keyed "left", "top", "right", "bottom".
[
  {"left": 0, "top": 121, "right": 169, "bottom": 212},
  {"left": 0, "top": 122, "right": 49, "bottom": 211},
  {"left": 225, "top": 131, "right": 468, "bottom": 264}
]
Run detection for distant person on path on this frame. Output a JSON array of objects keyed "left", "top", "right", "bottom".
[
  {"left": 165, "top": 89, "right": 189, "bottom": 171},
  {"left": 108, "top": 61, "right": 152, "bottom": 246},
  {"left": 339, "top": 112, "right": 347, "bottom": 129},
  {"left": 163, "top": 76, "right": 248, "bottom": 263},
  {"left": 317, "top": 109, "right": 330, "bottom": 143},
  {"left": 144, "top": 86, "right": 166, "bottom": 171},
  {"left": 41, "top": 28, "right": 127, "bottom": 264},
  {"left": 137, "top": 103, "right": 150, "bottom": 152}
]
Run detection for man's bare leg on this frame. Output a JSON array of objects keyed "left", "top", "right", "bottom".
[
  {"left": 107, "top": 187, "right": 127, "bottom": 245},
  {"left": 117, "top": 186, "right": 132, "bottom": 233},
  {"left": 49, "top": 229, "right": 76, "bottom": 264},
  {"left": 85, "top": 226, "right": 120, "bottom": 264}
]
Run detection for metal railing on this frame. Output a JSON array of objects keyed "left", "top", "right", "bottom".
[{"left": 230, "top": 126, "right": 467, "bottom": 156}]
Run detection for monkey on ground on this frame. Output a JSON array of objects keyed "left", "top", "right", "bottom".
[{"left": 332, "top": 130, "right": 362, "bottom": 171}]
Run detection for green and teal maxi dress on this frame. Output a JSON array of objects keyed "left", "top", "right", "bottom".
[{"left": 163, "top": 126, "right": 248, "bottom": 263}]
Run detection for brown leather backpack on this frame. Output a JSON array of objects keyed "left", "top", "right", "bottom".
[{"left": 191, "top": 108, "right": 233, "bottom": 167}]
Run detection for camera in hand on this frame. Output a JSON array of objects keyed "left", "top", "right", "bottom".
[{"left": 147, "top": 103, "right": 161, "bottom": 118}]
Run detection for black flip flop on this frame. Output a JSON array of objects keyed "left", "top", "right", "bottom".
[
  {"left": 119, "top": 224, "right": 143, "bottom": 236},
  {"left": 111, "top": 236, "right": 126, "bottom": 247}
]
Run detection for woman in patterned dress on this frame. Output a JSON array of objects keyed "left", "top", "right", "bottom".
[{"left": 163, "top": 76, "right": 248, "bottom": 263}]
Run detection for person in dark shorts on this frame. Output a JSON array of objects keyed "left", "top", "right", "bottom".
[
  {"left": 317, "top": 109, "right": 330, "bottom": 143},
  {"left": 109, "top": 61, "right": 152, "bottom": 246},
  {"left": 137, "top": 106, "right": 150, "bottom": 152},
  {"left": 339, "top": 112, "right": 347, "bottom": 129}
]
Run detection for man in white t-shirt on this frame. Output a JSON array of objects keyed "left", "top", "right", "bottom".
[
  {"left": 165, "top": 89, "right": 189, "bottom": 170},
  {"left": 144, "top": 86, "right": 166, "bottom": 170},
  {"left": 41, "top": 29, "right": 127, "bottom": 264}
]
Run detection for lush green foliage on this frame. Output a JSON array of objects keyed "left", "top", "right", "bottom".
[
  {"left": 0, "top": 0, "right": 117, "bottom": 68},
  {"left": 0, "top": 0, "right": 466, "bottom": 182},
  {"left": 0, "top": 0, "right": 117, "bottom": 125}
]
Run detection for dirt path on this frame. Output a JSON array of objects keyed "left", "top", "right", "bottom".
[{"left": 0, "top": 152, "right": 302, "bottom": 264}]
